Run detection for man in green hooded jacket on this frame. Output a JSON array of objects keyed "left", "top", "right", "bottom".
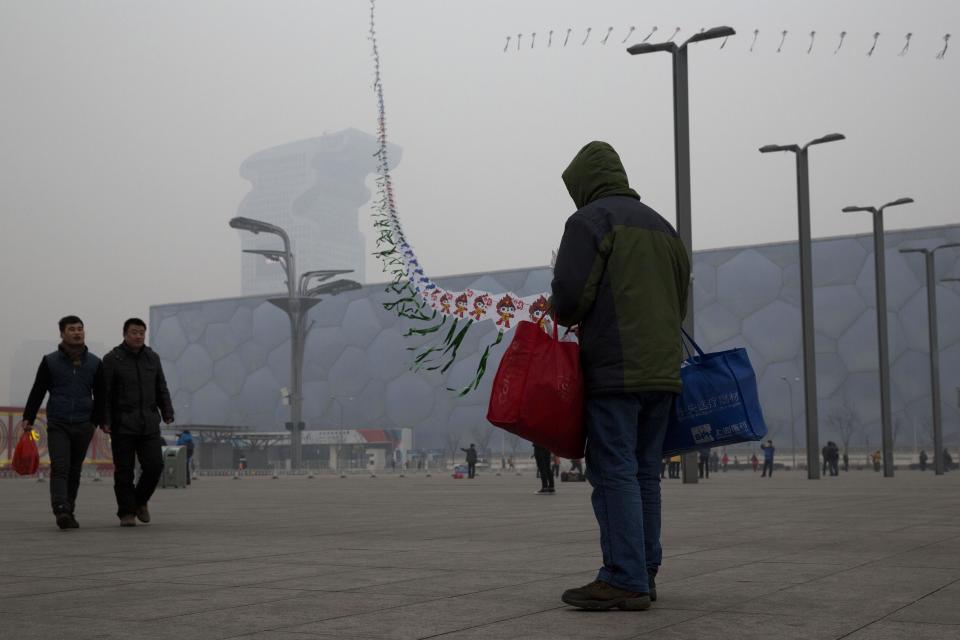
[{"left": 553, "top": 141, "right": 689, "bottom": 611}]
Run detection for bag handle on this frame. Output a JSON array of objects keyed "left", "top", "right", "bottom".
[{"left": 681, "top": 327, "right": 706, "bottom": 359}]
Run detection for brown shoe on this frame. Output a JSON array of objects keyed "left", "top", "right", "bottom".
[
  {"left": 119, "top": 514, "right": 137, "bottom": 527},
  {"left": 136, "top": 505, "right": 150, "bottom": 524},
  {"left": 561, "top": 580, "right": 651, "bottom": 611}
]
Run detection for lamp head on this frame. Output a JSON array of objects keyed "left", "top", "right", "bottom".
[
  {"left": 882, "top": 197, "right": 914, "bottom": 209},
  {"left": 805, "top": 133, "right": 846, "bottom": 149},
  {"left": 229, "top": 216, "right": 286, "bottom": 238},
  {"left": 307, "top": 279, "right": 362, "bottom": 297},
  {"left": 685, "top": 26, "right": 736, "bottom": 45},
  {"left": 841, "top": 205, "right": 873, "bottom": 214},
  {"left": 627, "top": 41, "right": 677, "bottom": 55},
  {"left": 759, "top": 144, "right": 799, "bottom": 154}
]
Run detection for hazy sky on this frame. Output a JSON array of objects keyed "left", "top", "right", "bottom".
[{"left": 1, "top": 0, "right": 958, "bottom": 404}]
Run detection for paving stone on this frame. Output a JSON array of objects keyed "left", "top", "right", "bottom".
[{"left": 1, "top": 470, "right": 959, "bottom": 639}]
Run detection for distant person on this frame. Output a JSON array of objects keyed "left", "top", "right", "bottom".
[
  {"left": 669, "top": 454, "right": 681, "bottom": 479},
  {"left": 760, "top": 441, "right": 775, "bottom": 477},
  {"left": 710, "top": 450, "right": 720, "bottom": 473},
  {"left": 533, "top": 445, "right": 555, "bottom": 494},
  {"left": 102, "top": 318, "right": 174, "bottom": 527},
  {"left": 176, "top": 430, "right": 195, "bottom": 485},
  {"left": 721, "top": 452, "right": 729, "bottom": 472},
  {"left": 827, "top": 441, "right": 839, "bottom": 476},
  {"left": 944, "top": 449, "right": 954, "bottom": 471},
  {"left": 552, "top": 141, "right": 690, "bottom": 611},
  {"left": 751, "top": 453, "right": 759, "bottom": 473},
  {"left": 871, "top": 450, "right": 882, "bottom": 472},
  {"left": 552, "top": 454, "right": 561, "bottom": 479},
  {"left": 919, "top": 450, "right": 928, "bottom": 471},
  {"left": 18, "top": 315, "right": 104, "bottom": 529},
  {"left": 822, "top": 444, "right": 830, "bottom": 475},
  {"left": 460, "top": 444, "right": 478, "bottom": 479},
  {"left": 842, "top": 451, "right": 849, "bottom": 472},
  {"left": 698, "top": 448, "right": 710, "bottom": 479},
  {"left": 660, "top": 457, "right": 668, "bottom": 479},
  {"left": 508, "top": 456, "right": 515, "bottom": 470}
]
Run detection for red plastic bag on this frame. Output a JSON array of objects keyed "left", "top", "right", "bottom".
[
  {"left": 12, "top": 430, "right": 40, "bottom": 476},
  {"left": 487, "top": 320, "right": 585, "bottom": 459}
]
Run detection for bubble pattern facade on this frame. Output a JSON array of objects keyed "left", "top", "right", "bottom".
[{"left": 151, "top": 224, "right": 960, "bottom": 449}]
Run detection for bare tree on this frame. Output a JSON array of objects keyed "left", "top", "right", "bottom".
[
  {"left": 765, "top": 418, "right": 786, "bottom": 445},
  {"left": 444, "top": 429, "right": 462, "bottom": 468},
  {"left": 892, "top": 413, "right": 906, "bottom": 449},
  {"left": 826, "top": 405, "right": 860, "bottom": 454},
  {"left": 505, "top": 432, "right": 524, "bottom": 460},
  {"left": 469, "top": 423, "right": 495, "bottom": 458}
]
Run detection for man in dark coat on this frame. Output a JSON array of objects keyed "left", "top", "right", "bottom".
[
  {"left": 553, "top": 141, "right": 690, "bottom": 611},
  {"left": 460, "top": 443, "right": 478, "bottom": 479},
  {"left": 102, "top": 318, "right": 174, "bottom": 526},
  {"left": 19, "top": 315, "right": 103, "bottom": 529}
]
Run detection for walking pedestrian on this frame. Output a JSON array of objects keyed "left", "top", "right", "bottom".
[
  {"left": 751, "top": 454, "right": 759, "bottom": 472},
  {"left": 698, "top": 448, "right": 710, "bottom": 479},
  {"left": 533, "top": 445, "right": 555, "bottom": 494},
  {"left": 842, "top": 451, "right": 849, "bottom": 472},
  {"left": 18, "top": 316, "right": 104, "bottom": 529},
  {"left": 668, "top": 454, "right": 681, "bottom": 479},
  {"left": 721, "top": 452, "right": 729, "bottom": 472},
  {"left": 919, "top": 450, "right": 928, "bottom": 471},
  {"left": 102, "top": 318, "right": 174, "bottom": 527},
  {"left": 827, "top": 441, "right": 839, "bottom": 476},
  {"left": 176, "top": 429, "right": 195, "bottom": 484},
  {"left": 760, "top": 440, "right": 775, "bottom": 477},
  {"left": 551, "top": 141, "right": 690, "bottom": 611}
]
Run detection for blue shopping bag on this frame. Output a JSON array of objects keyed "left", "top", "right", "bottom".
[{"left": 663, "top": 330, "right": 768, "bottom": 456}]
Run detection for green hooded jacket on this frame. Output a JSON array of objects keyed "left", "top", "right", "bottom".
[{"left": 551, "top": 141, "right": 690, "bottom": 394}]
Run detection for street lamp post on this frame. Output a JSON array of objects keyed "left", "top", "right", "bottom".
[
  {"left": 628, "top": 25, "right": 735, "bottom": 485},
  {"left": 841, "top": 198, "right": 914, "bottom": 477},
  {"left": 230, "top": 216, "right": 361, "bottom": 470},
  {"left": 759, "top": 133, "right": 846, "bottom": 480},
  {"left": 781, "top": 376, "right": 799, "bottom": 470},
  {"left": 900, "top": 243, "right": 960, "bottom": 475}
]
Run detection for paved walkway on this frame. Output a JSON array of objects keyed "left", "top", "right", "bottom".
[{"left": 2, "top": 468, "right": 960, "bottom": 639}]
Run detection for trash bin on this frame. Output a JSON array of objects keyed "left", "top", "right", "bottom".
[{"left": 160, "top": 446, "right": 188, "bottom": 489}]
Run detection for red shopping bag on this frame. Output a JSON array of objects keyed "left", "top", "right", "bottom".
[
  {"left": 12, "top": 430, "right": 40, "bottom": 476},
  {"left": 486, "top": 320, "right": 585, "bottom": 459}
]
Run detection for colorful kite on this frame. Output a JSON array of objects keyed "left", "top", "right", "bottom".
[{"left": 368, "top": 0, "right": 551, "bottom": 394}]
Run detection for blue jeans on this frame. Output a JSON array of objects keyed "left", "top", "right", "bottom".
[{"left": 585, "top": 391, "right": 673, "bottom": 593}]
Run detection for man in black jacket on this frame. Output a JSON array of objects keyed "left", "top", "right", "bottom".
[
  {"left": 102, "top": 318, "right": 174, "bottom": 527},
  {"left": 18, "top": 315, "right": 103, "bottom": 529},
  {"left": 460, "top": 443, "right": 478, "bottom": 479}
]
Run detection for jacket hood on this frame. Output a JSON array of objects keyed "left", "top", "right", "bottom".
[{"left": 561, "top": 141, "right": 640, "bottom": 210}]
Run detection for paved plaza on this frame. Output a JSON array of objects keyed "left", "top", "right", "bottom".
[{"left": 2, "top": 468, "right": 960, "bottom": 640}]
